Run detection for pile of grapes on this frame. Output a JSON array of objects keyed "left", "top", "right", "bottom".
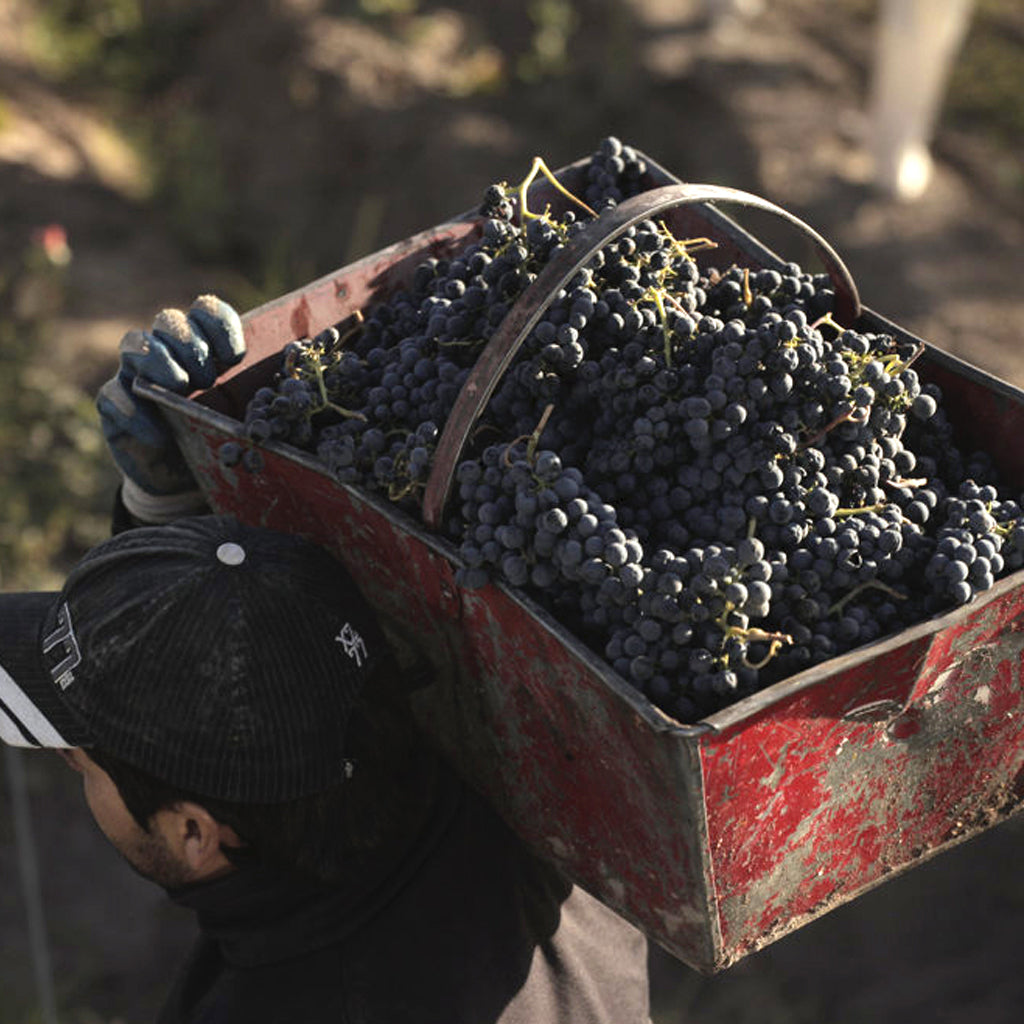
[{"left": 224, "top": 138, "right": 1024, "bottom": 723}]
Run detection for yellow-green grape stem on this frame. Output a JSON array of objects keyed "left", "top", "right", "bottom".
[
  {"left": 828, "top": 580, "right": 907, "bottom": 617},
  {"left": 739, "top": 629, "right": 796, "bottom": 670},
  {"left": 515, "top": 156, "right": 597, "bottom": 227},
  {"left": 526, "top": 404, "right": 555, "bottom": 461},
  {"left": 834, "top": 503, "right": 889, "bottom": 519},
  {"left": 305, "top": 359, "right": 363, "bottom": 421},
  {"left": 326, "top": 401, "right": 367, "bottom": 422},
  {"left": 884, "top": 476, "right": 928, "bottom": 490},
  {"left": 886, "top": 342, "right": 927, "bottom": 378},
  {"left": 810, "top": 311, "right": 842, "bottom": 333},
  {"left": 657, "top": 221, "right": 717, "bottom": 259},
  {"left": 800, "top": 406, "right": 863, "bottom": 450},
  {"left": 992, "top": 516, "right": 1020, "bottom": 538},
  {"left": 335, "top": 309, "right": 365, "bottom": 348}
]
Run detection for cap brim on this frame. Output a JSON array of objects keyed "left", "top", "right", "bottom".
[{"left": 0, "top": 592, "right": 83, "bottom": 748}]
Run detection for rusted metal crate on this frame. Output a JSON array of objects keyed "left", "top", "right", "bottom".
[{"left": 138, "top": 152, "right": 1024, "bottom": 972}]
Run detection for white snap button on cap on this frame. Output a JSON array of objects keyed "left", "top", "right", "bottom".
[{"left": 216, "top": 542, "right": 246, "bottom": 566}]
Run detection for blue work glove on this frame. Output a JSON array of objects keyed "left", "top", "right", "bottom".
[{"left": 97, "top": 294, "right": 246, "bottom": 523}]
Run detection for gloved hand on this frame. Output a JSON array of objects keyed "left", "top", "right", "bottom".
[{"left": 97, "top": 294, "right": 246, "bottom": 523}]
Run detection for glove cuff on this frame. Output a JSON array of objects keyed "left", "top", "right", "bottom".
[{"left": 120, "top": 476, "right": 210, "bottom": 524}]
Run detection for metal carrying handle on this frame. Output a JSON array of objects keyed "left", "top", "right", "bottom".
[{"left": 422, "top": 183, "right": 862, "bottom": 529}]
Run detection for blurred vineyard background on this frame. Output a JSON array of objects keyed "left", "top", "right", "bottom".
[
  {"left": 2, "top": 0, "right": 1023, "bottom": 589},
  {"left": 1, "top": 1, "right": 1023, "bottom": 1021}
]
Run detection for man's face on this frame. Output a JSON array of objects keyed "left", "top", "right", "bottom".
[{"left": 58, "top": 748, "right": 194, "bottom": 889}]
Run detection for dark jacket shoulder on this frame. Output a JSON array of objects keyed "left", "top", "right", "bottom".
[{"left": 159, "top": 774, "right": 649, "bottom": 1024}]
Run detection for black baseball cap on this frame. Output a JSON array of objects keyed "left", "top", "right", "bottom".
[{"left": 0, "top": 516, "right": 389, "bottom": 802}]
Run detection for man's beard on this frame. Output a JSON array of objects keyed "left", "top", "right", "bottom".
[{"left": 113, "top": 826, "right": 195, "bottom": 890}]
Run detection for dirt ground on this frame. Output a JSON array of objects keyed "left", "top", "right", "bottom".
[{"left": 2, "top": 1, "right": 1024, "bottom": 1021}]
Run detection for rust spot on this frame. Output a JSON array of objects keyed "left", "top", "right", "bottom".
[
  {"left": 886, "top": 709, "right": 922, "bottom": 740},
  {"left": 290, "top": 296, "right": 312, "bottom": 339},
  {"left": 944, "top": 783, "right": 1019, "bottom": 842}
]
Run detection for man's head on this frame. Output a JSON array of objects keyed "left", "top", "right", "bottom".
[
  {"left": 0, "top": 516, "right": 427, "bottom": 886},
  {"left": 57, "top": 745, "right": 232, "bottom": 889}
]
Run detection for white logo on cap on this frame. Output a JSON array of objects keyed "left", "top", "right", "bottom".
[
  {"left": 41, "top": 602, "right": 82, "bottom": 690},
  {"left": 335, "top": 622, "right": 368, "bottom": 667}
]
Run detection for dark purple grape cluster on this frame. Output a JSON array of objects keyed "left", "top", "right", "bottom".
[
  {"left": 924, "top": 480, "right": 1024, "bottom": 605},
  {"left": 454, "top": 443, "right": 643, "bottom": 602},
  {"left": 582, "top": 136, "right": 650, "bottom": 210},
  {"left": 231, "top": 138, "right": 1024, "bottom": 723}
]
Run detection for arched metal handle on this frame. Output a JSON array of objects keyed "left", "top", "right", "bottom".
[{"left": 421, "top": 182, "right": 861, "bottom": 529}]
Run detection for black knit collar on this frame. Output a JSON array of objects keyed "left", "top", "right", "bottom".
[{"left": 168, "top": 770, "right": 464, "bottom": 967}]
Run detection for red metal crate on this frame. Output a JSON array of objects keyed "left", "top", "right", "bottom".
[{"left": 138, "top": 153, "right": 1024, "bottom": 972}]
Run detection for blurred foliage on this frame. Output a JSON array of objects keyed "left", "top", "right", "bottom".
[
  {"left": 946, "top": 0, "right": 1024, "bottom": 149},
  {"left": 0, "top": 231, "right": 118, "bottom": 589},
  {"left": 352, "top": 0, "right": 578, "bottom": 84},
  {"left": 28, "top": 0, "right": 199, "bottom": 96},
  {"left": 28, "top": 1, "right": 224, "bottom": 255},
  {"left": 359, "top": 0, "right": 419, "bottom": 15},
  {"left": 517, "top": 0, "right": 578, "bottom": 82},
  {"left": 30, "top": 0, "right": 142, "bottom": 75},
  {"left": 944, "top": 0, "right": 1024, "bottom": 198},
  {"left": 25, "top": 0, "right": 586, "bottom": 284},
  {"left": 150, "top": 109, "right": 231, "bottom": 261}
]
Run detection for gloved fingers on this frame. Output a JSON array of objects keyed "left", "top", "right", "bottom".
[
  {"left": 188, "top": 294, "right": 246, "bottom": 370},
  {"left": 117, "top": 328, "right": 193, "bottom": 393},
  {"left": 95, "top": 295, "right": 244, "bottom": 507},
  {"left": 97, "top": 376, "right": 174, "bottom": 450},
  {"left": 151, "top": 307, "right": 217, "bottom": 390},
  {"left": 119, "top": 296, "right": 245, "bottom": 394}
]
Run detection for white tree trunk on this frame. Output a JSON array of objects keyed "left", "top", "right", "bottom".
[{"left": 869, "top": 0, "right": 976, "bottom": 199}]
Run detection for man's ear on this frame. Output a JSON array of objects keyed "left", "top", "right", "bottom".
[{"left": 155, "top": 801, "right": 242, "bottom": 881}]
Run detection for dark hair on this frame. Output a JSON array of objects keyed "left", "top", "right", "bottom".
[{"left": 89, "top": 652, "right": 439, "bottom": 885}]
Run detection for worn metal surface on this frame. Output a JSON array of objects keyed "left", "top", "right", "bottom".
[
  {"left": 140, "top": 151, "right": 1024, "bottom": 972},
  {"left": 699, "top": 584, "right": 1024, "bottom": 967}
]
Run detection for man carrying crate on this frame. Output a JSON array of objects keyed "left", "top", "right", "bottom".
[{"left": 0, "top": 297, "right": 651, "bottom": 1023}]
